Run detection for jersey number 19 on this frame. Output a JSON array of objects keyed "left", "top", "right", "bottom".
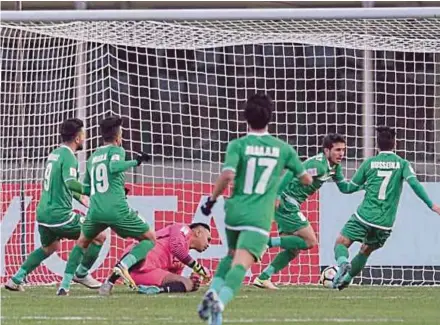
[
  {"left": 90, "top": 163, "right": 109, "bottom": 195},
  {"left": 244, "top": 157, "right": 277, "bottom": 194}
]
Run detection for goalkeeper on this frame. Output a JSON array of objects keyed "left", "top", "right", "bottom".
[{"left": 99, "top": 222, "right": 212, "bottom": 295}]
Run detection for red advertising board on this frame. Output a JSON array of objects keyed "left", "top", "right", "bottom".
[{"left": 1, "top": 183, "right": 319, "bottom": 285}]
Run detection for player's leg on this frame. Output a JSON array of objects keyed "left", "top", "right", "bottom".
[
  {"left": 333, "top": 215, "right": 367, "bottom": 287},
  {"left": 136, "top": 271, "right": 197, "bottom": 295},
  {"left": 110, "top": 210, "right": 156, "bottom": 290},
  {"left": 6, "top": 226, "right": 59, "bottom": 291},
  {"left": 255, "top": 205, "right": 316, "bottom": 289},
  {"left": 198, "top": 229, "right": 238, "bottom": 321},
  {"left": 338, "top": 228, "right": 390, "bottom": 290},
  {"left": 57, "top": 219, "right": 105, "bottom": 295},
  {"left": 211, "top": 231, "right": 268, "bottom": 324}
]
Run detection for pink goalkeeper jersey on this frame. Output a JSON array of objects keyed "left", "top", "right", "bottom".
[{"left": 128, "top": 223, "right": 193, "bottom": 275}]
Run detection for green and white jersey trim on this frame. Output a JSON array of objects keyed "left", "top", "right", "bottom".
[
  {"left": 222, "top": 166, "right": 236, "bottom": 172},
  {"left": 225, "top": 224, "right": 269, "bottom": 237},
  {"left": 354, "top": 212, "right": 392, "bottom": 231},
  {"left": 283, "top": 194, "right": 300, "bottom": 206},
  {"left": 38, "top": 212, "right": 76, "bottom": 228}
]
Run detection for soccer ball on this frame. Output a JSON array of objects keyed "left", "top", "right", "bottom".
[{"left": 320, "top": 265, "right": 339, "bottom": 288}]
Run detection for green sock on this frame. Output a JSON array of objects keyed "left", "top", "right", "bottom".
[
  {"left": 210, "top": 255, "right": 232, "bottom": 293},
  {"left": 12, "top": 248, "right": 49, "bottom": 284},
  {"left": 76, "top": 243, "right": 102, "bottom": 278},
  {"left": 348, "top": 253, "right": 368, "bottom": 278},
  {"left": 279, "top": 236, "right": 309, "bottom": 250},
  {"left": 259, "top": 249, "right": 297, "bottom": 280},
  {"left": 61, "top": 245, "right": 85, "bottom": 290},
  {"left": 218, "top": 264, "right": 247, "bottom": 308},
  {"left": 121, "top": 240, "right": 154, "bottom": 269},
  {"left": 334, "top": 244, "right": 349, "bottom": 266}
]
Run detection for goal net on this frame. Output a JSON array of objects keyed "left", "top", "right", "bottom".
[{"left": 1, "top": 15, "right": 440, "bottom": 286}]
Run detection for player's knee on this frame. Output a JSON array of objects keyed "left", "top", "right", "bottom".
[
  {"left": 139, "top": 230, "right": 156, "bottom": 243},
  {"left": 335, "top": 234, "right": 351, "bottom": 248},
  {"left": 92, "top": 231, "right": 106, "bottom": 245},
  {"left": 360, "top": 244, "right": 376, "bottom": 256},
  {"left": 305, "top": 236, "right": 318, "bottom": 249},
  {"left": 77, "top": 234, "right": 92, "bottom": 249}
]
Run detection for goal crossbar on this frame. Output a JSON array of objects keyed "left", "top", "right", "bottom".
[{"left": 2, "top": 7, "right": 440, "bottom": 22}]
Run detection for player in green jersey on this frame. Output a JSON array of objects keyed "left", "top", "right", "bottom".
[
  {"left": 333, "top": 126, "right": 440, "bottom": 290},
  {"left": 57, "top": 116, "right": 155, "bottom": 296},
  {"left": 197, "top": 94, "right": 313, "bottom": 325},
  {"left": 253, "top": 133, "right": 362, "bottom": 289},
  {"left": 5, "top": 118, "right": 106, "bottom": 292}
]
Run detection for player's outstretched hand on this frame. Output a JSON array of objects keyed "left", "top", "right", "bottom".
[
  {"left": 432, "top": 204, "right": 440, "bottom": 216},
  {"left": 192, "top": 261, "right": 211, "bottom": 281},
  {"left": 135, "top": 151, "right": 150, "bottom": 166},
  {"left": 201, "top": 197, "right": 216, "bottom": 216}
]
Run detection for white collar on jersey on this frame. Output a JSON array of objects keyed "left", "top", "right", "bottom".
[
  {"left": 60, "top": 144, "right": 75, "bottom": 156},
  {"left": 378, "top": 151, "right": 396, "bottom": 155},
  {"left": 247, "top": 131, "right": 269, "bottom": 136}
]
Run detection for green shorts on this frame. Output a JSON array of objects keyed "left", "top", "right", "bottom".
[
  {"left": 274, "top": 199, "right": 309, "bottom": 234},
  {"left": 225, "top": 228, "right": 268, "bottom": 261},
  {"left": 341, "top": 214, "right": 391, "bottom": 248},
  {"left": 38, "top": 213, "right": 84, "bottom": 247},
  {"left": 82, "top": 209, "right": 149, "bottom": 240}
]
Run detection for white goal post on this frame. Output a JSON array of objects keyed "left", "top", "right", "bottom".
[{"left": 1, "top": 8, "right": 440, "bottom": 286}]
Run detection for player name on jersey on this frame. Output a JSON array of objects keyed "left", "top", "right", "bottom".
[
  {"left": 245, "top": 145, "right": 280, "bottom": 158},
  {"left": 92, "top": 153, "right": 108, "bottom": 164},
  {"left": 47, "top": 153, "right": 60, "bottom": 162},
  {"left": 370, "top": 161, "right": 401, "bottom": 169}
]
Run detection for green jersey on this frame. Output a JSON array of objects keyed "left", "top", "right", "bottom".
[
  {"left": 351, "top": 151, "right": 432, "bottom": 229},
  {"left": 85, "top": 145, "right": 137, "bottom": 221},
  {"left": 223, "top": 133, "right": 306, "bottom": 234},
  {"left": 279, "top": 152, "right": 346, "bottom": 205},
  {"left": 37, "top": 145, "right": 79, "bottom": 226}
]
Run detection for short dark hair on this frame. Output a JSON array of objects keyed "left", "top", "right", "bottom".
[
  {"left": 189, "top": 222, "right": 211, "bottom": 232},
  {"left": 60, "top": 118, "right": 84, "bottom": 143},
  {"left": 322, "top": 133, "right": 346, "bottom": 150},
  {"left": 376, "top": 126, "right": 395, "bottom": 151},
  {"left": 100, "top": 116, "right": 123, "bottom": 142},
  {"left": 244, "top": 93, "right": 273, "bottom": 130}
]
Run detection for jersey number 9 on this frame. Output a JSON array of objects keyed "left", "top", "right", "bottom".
[
  {"left": 90, "top": 163, "right": 109, "bottom": 195},
  {"left": 43, "top": 163, "right": 53, "bottom": 191}
]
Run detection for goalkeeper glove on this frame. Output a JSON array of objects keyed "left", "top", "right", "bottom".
[
  {"left": 190, "top": 260, "right": 211, "bottom": 280},
  {"left": 135, "top": 151, "right": 150, "bottom": 166},
  {"left": 200, "top": 197, "right": 216, "bottom": 216}
]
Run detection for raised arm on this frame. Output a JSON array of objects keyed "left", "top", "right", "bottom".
[{"left": 285, "top": 146, "right": 312, "bottom": 186}]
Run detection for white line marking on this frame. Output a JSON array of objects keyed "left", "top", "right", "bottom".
[{"left": 0, "top": 316, "right": 405, "bottom": 323}]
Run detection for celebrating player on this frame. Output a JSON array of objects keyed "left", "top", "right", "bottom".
[
  {"left": 332, "top": 126, "right": 440, "bottom": 290},
  {"left": 99, "top": 222, "right": 212, "bottom": 296},
  {"left": 57, "top": 116, "right": 155, "bottom": 295},
  {"left": 253, "top": 133, "right": 361, "bottom": 289},
  {"left": 6, "top": 118, "right": 106, "bottom": 292},
  {"left": 197, "top": 93, "right": 313, "bottom": 325}
]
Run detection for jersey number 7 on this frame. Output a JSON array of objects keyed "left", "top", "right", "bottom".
[
  {"left": 377, "top": 170, "right": 392, "bottom": 200},
  {"left": 244, "top": 157, "right": 277, "bottom": 195}
]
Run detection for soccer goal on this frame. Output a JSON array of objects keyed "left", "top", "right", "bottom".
[{"left": 1, "top": 8, "right": 439, "bottom": 286}]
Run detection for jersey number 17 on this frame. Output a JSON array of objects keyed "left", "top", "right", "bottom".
[{"left": 243, "top": 157, "right": 277, "bottom": 195}]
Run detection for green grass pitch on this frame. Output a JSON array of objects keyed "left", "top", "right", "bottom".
[{"left": 2, "top": 285, "right": 439, "bottom": 325}]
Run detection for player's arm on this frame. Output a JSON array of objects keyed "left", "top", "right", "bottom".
[
  {"left": 277, "top": 170, "right": 294, "bottom": 197},
  {"left": 62, "top": 154, "right": 89, "bottom": 196},
  {"left": 108, "top": 147, "right": 150, "bottom": 173},
  {"left": 403, "top": 161, "right": 439, "bottom": 214},
  {"left": 285, "top": 146, "right": 312, "bottom": 185},
  {"left": 333, "top": 163, "right": 363, "bottom": 194},
  {"left": 169, "top": 225, "right": 210, "bottom": 279},
  {"left": 200, "top": 140, "right": 239, "bottom": 216}
]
